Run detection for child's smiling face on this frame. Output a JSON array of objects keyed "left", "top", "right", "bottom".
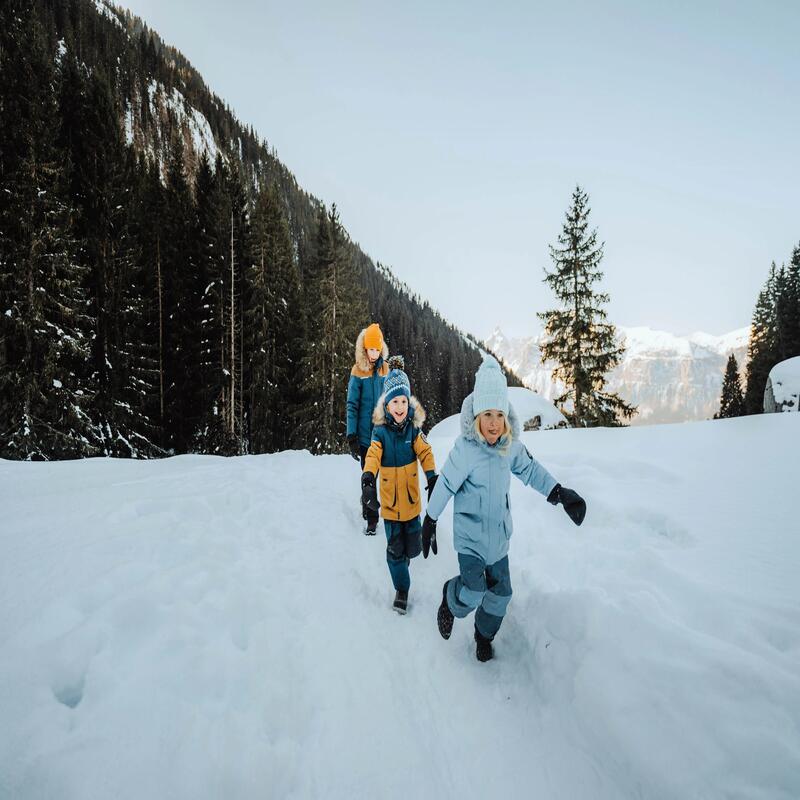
[
  {"left": 479, "top": 409, "right": 505, "bottom": 445},
  {"left": 387, "top": 396, "right": 409, "bottom": 424},
  {"left": 367, "top": 347, "right": 381, "bottom": 363}
]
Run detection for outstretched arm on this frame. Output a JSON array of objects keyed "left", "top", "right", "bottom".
[{"left": 510, "top": 440, "right": 558, "bottom": 498}]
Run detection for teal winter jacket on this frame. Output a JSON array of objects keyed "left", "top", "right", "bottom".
[{"left": 346, "top": 328, "right": 389, "bottom": 448}]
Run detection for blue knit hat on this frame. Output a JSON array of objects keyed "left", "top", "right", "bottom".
[
  {"left": 472, "top": 356, "right": 509, "bottom": 416},
  {"left": 384, "top": 368, "right": 411, "bottom": 406}
]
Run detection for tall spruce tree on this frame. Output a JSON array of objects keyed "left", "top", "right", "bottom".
[
  {"left": 58, "top": 61, "right": 158, "bottom": 456},
  {"left": 193, "top": 153, "right": 229, "bottom": 453},
  {"left": 130, "top": 156, "right": 169, "bottom": 446},
  {"left": 193, "top": 154, "right": 250, "bottom": 455},
  {"left": 160, "top": 137, "right": 201, "bottom": 452},
  {"left": 744, "top": 264, "right": 779, "bottom": 414},
  {"left": 538, "top": 186, "right": 635, "bottom": 427},
  {"left": 776, "top": 252, "right": 800, "bottom": 361},
  {"left": 299, "top": 206, "right": 367, "bottom": 452},
  {"left": 246, "top": 182, "right": 304, "bottom": 453},
  {"left": 0, "top": 8, "right": 97, "bottom": 459},
  {"left": 715, "top": 354, "right": 745, "bottom": 419}
]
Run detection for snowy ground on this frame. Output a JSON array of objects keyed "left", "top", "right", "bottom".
[{"left": 1, "top": 414, "right": 799, "bottom": 799}]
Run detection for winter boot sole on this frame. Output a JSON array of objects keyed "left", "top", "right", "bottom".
[{"left": 437, "top": 580, "right": 454, "bottom": 640}]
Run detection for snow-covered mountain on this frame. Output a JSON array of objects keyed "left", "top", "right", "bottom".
[
  {"left": 486, "top": 326, "right": 750, "bottom": 424},
  {"left": 2, "top": 415, "right": 799, "bottom": 797}
]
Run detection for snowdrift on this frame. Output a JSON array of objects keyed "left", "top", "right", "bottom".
[{"left": 1, "top": 414, "right": 799, "bottom": 799}]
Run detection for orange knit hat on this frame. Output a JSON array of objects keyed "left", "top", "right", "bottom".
[{"left": 364, "top": 323, "right": 384, "bottom": 350}]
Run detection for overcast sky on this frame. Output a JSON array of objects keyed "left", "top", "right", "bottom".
[{"left": 119, "top": 0, "right": 799, "bottom": 340}]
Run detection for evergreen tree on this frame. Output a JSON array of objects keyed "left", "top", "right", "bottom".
[
  {"left": 714, "top": 354, "right": 745, "bottom": 419},
  {"left": 130, "top": 156, "right": 169, "bottom": 446},
  {"left": 777, "top": 249, "right": 800, "bottom": 360},
  {"left": 0, "top": 8, "right": 97, "bottom": 459},
  {"left": 160, "top": 137, "right": 200, "bottom": 452},
  {"left": 58, "top": 62, "right": 159, "bottom": 456},
  {"left": 744, "top": 264, "right": 779, "bottom": 414},
  {"left": 193, "top": 154, "right": 250, "bottom": 455},
  {"left": 299, "top": 206, "right": 367, "bottom": 452},
  {"left": 537, "top": 186, "right": 635, "bottom": 427},
  {"left": 192, "top": 153, "right": 229, "bottom": 453},
  {"left": 246, "top": 182, "right": 304, "bottom": 453}
]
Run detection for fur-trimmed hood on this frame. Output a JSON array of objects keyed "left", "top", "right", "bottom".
[
  {"left": 354, "top": 328, "right": 389, "bottom": 373},
  {"left": 459, "top": 392, "right": 520, "bottom": 445},
  {"left": 372, "top": 395, "right": 426, "bottom": 430}
]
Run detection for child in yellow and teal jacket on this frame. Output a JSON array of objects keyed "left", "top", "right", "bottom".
[{"left": 361, "top": 358, "right": 437, "bottom": 614}]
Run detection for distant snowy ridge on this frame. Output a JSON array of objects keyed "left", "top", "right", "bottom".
[{"left": 487, "top": 325, "right": 750, "bottom": 424}]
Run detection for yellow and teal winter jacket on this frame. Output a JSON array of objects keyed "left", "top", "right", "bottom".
[
  {"left": 363, "top": 396, "right": 436, "bottom": 522},
  {"left": 346, "top": 328, "right": 390, "bottom": 448}
]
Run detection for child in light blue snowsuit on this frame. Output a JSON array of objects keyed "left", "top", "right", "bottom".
[{"left": 423, "top": 357, "right": 586, "bottom": 661}]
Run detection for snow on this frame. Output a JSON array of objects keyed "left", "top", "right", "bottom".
[
  {"left": 768, "top": 356, "right": 800, "bottom": 409},
  {"left": 429, "top": 386, "right": 567, "bottom": 437},
  {"left": 92, "top": 0, "right": 123, "bottom": 29},
  {"left": 1, "top": 415, "right": 799, "bottom": 798},
  {"left": 620, "top": 326, "right": 749, "bottom": 360},
  {"left": 688, "top": 327, "right": 750, "bottom": 355},
  {"left": 52, "top": 380, "right": 62, "bottom": 389}
]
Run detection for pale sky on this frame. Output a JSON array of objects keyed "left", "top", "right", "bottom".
[{"left": 119, "top": 0, "right": 799, "bottom": 339}]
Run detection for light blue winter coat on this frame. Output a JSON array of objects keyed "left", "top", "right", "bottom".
[{"left": 426, "top": 393, "right": 558, "bottom": 565}]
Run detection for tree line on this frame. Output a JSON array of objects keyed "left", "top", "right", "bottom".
[
  {"left": 0, "top": 0, "right": 496, "bottom": 460},
  {"left": 715, "top": 248, "right": 800, "bottom": 419}
]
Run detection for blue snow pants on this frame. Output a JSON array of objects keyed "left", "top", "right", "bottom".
[
  {"left": 446, "top": 553, "right": 512, "bottom": 639},
  {"left": 384, "top": 517, "right": 422, "bottom": 591}
]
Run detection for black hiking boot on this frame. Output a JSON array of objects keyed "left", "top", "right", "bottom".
[
  {"left": 393, "top": 589, "right": 408, "bottom": 614},
  {"left": 474, "top": 628, "right": 494, "bottom": 662},
  {"left": 437, "top": 580, "right": 454, "bottom": 639}
]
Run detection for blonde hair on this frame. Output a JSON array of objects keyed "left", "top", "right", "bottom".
[{"left": 473, "top": 413, "right": 513, "bottom": 455}]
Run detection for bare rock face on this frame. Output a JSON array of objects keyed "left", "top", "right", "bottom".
[{"left": 486, "top": 326, "right": 750, "bottom": 425}]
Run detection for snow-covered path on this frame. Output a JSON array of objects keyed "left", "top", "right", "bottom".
[{"left": 2, "top": 415, "right": 799, "bottom": 799}]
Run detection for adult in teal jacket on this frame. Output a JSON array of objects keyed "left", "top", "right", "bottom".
[
  {"left": 424, "top": 357, "right": 587, "bottom": 661},
  {"left": 346, "top": 323, "right": 389, "bottom": 532}
]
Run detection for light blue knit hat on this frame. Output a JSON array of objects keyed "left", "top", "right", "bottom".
[
  {"left": 472, "top": 356, "right": 509, "bottom": 416},
  {"left": 384, "top": 368, "right": 411, "bottom": 406}
]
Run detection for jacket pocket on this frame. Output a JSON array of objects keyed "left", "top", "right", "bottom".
[
  {"left": 380, "top": 471, "right": 397, "bottom": 511},
  {"left": 405, "top": 465, "right": 419, "bottom": 507}
]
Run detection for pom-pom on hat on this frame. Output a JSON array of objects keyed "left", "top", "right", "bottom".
[
  {"left": 472, "top": 356, "right": 509, "bottom": 416},
  {"left": 364, "top": 323, "right": 384, "bottom": 351}
]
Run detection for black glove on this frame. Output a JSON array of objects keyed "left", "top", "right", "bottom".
[
  {"left": 426, "top": 473, "right": 438, "bottom": 503},
  {"left": 347, "top": 434, "right": 360, "bottom": 461},
  {"left": 547, "top": 483, "right": 586, "bottom": 526},
  {"left": 422, "top": 513, "right": 437, "bottom": 558},
  {"left": 361, "top": 472, "right": 379, "bottom": 512}
]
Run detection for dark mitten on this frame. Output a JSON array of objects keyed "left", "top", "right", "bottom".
[
  {"left": 547, "top": 484, "right": 586, "bottom": 526},
  {"left": 426, "top": 473, "right": 438, "bottom": 503},
  {"left": 347, "top": 434, "right": 360, "bottom": 461},
  {"left": 422, "top": 514, "right": 438, "bottom": 558},
  {"left": 361, "top": 472, "right": 379, "bottom": 512}
]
